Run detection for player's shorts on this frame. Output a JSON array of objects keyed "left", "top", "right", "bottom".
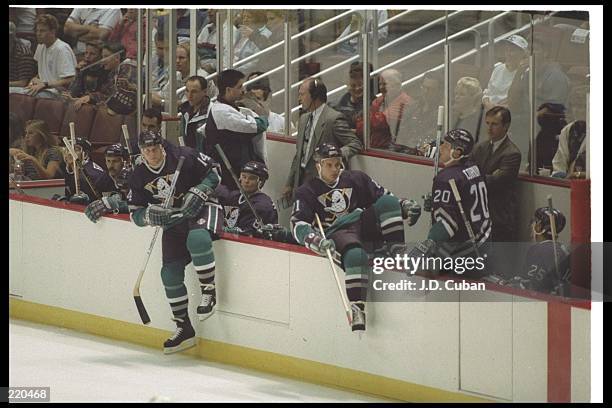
[{"left": 162, "top": 202, "right": 223, "bottom": 264}]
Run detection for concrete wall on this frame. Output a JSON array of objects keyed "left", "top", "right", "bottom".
[{"left": 9, "top": 198, "right": 590, "bottom": 401}]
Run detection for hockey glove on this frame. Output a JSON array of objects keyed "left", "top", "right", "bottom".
[
  {"left": 180, "top": 185, "right": 214, "bottom": 219},
  {"left": 144, "top": 204, "right": 183, "bottom": 227},
  {"left": 69, "top": 192, "right": 90, "bottom": 205},
  {"left": 422, "top": 193, "right": 433, "bottom": 212},
  {"left": 304, "top": 232, "right": 335, "bottom": 256},
  {"left": 85, "top": 194, "right": 124, "bottom": 223},
  {"left": 401, "top": 199, "right": 422, "bottom": 226},
  {"left": 407, "top": 239, "right": 437, "bottom": 259},
  {"left": 223, "top": 226, "right": 243, "bottom": 235}
]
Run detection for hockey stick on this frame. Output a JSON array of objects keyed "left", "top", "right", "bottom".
[
  {"left": 314, "top": 213, "right": 353, "bottom": 326},
  {"left": 432, "top": 105, "right": 445, "bottom": 179},
  {"left": 133, "top": 156, "right": 186, "bottom": 325},
  {"left": 214, "top": 144, "right": 264, "bottom": 230},
  {"left": 121, "top": 124, "right": 136, "bottom": 168},
  {"left": 448, "top": 178, "right": 480, "bottom": 258},
  {"left": 177, "top": 112, "right": 185, "bottom": 148},
  {"left": 547, "top": 195, "right": 560, "bottom": 283}
]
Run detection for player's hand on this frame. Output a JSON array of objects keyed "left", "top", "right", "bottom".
[
  {"left": 422, "top": 193, "right": 433, "bottom": 212},
  {"left": 401, "top": 199, "right": 421, "bottom": 226},
  {"left": 145, "top": 204, "right": 183, "bottom": 226},
  {"left": 304, "top": 232, "right": 335, "bottom": 256},
  {"left": 84, "top": 194, "right": 123, "bottom": 223},
  {"left": 180, "top": 185, "right": 214, "bottom": 219}
]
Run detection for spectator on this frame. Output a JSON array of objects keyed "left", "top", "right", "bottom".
[
  {"left": 156, "top": 9, "right": 207, "bottom": 44},
  {"left": 205, "top": 69, "right": 269, "bottom": 190},
  {"left": 8, "top": 119, "right": 63, "bottom": 180},
  {"left": 240, "top": 71, "right": 296, "bottom": 134},
  {"left": 282, "top": 77, "right": 363, "bottom": 202},
  {"left": 64, "top": 8, "right": 122, "bottom": 57},
  {"left": 107, "top": 9, "right": 144, "bottom": 60},
  {"left": 403, "top": 70, "right": 444, "bottom": 153},
  {"left": 150, "top": 31, "right": 169, "bottom": 92},
  {"left": 471, "top": 106, "right": 521, "bottom": 244},
  {"left": 66, "top": 42, "right": 108, "bottom": 107},
  {"left": 451, "top": 77, "right": 486, "bottom": 144},
  {"left": 9, "top": 21, "right": 38, "bottom": 88},
  {"left": 178, "top": 75, "right": 212, "bottom": 152},
  {"left": 197, "top": 9, "right": 239, "bottom": 74},
  {"left": 528, "top": 103, "right": 567, "bottom": 173},
  {"left": 233, "top": 10, "right": 272, "bottom": 75},
  {"left": 330, "top": 62, "right": 375, "bottom": 130},
  {"left": 97, "top": 42, "right": 138, "bottom": 115},
  {"left": 357, "top": 69, "right": 414, "bottom": 151},
  {"left": 127, "top": 107, "right": 173, "bottom": 154},
  {"left": 10, "top": 14, "right": 77, "bottom": 99},
  {"left": 35, "top": 8, "right": 73, "bottom": 45},
  {"left": 552, "top": 85, "right": 588, "bottom": 179},
  {"left": 9, "top": 7, "right": 37, "bottom": 48},
  {"left": 9, "top": 112, "right": 25, "bottom": 176},
  {"left": 337, "top": 11, "right": 388, "bottom": 55},
  {"left": 482, "top": 34, "right": 528, "bottom": 112}
]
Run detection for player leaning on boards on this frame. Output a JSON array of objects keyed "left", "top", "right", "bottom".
[
  {"left": 128, "top": 130, "right": 223, "bottom": 354},
  {"left": 414, "top": 129, "right": 492, "bottom": 277},
  {"left": 290, "top": 143, "right": 422, "bottom": 332}
]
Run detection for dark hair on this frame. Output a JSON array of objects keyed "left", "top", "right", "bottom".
[
  {"left": 103, "top": 42, "right": 126, "bottom": 61},
  {"left": 142, "top": 107, "right": 163, "bottom": 124},
  {"left": 186, "top": 75, "right": 208, "bottom": 91},
  {"left": 537, "top": 102, "right": 566, "bottom": 114},
  {"left": 486, "top": 105, "right": 512, "bottom": 125},
  {"left": 308, "top": 77, "right": 327, "bottom": 102},
  {"left": 218, "top": 69, "right": 245, "bottom": 98}
]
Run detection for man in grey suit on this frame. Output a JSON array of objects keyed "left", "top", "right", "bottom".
[
  {"left": 471, "top": 106, "right": 522, "bottom": 243},
  {"left": 281, "top": 78, "right": 363, "bottom": 202}
]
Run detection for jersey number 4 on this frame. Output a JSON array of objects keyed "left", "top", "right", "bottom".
[{"left": 469, "top": 181, "right": 490, "bottom": 222}]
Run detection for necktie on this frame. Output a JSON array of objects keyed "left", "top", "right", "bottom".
[{"left": 301, "top": 113, "right": 314, "bottom": 168}]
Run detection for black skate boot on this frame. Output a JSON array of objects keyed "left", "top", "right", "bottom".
[
  {"left": 163, "top": 315, "right": 196, "bottom": 354},
  {"left": 350, "top": 301, "right": 366, "bottom": 332},
  {"left": 197, "top": 284, "right": 216, "bottom": 321}
]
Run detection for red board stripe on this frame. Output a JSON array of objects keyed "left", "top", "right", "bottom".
[{"left": 547, "top": 301, "right": 572, "bottom": 402}]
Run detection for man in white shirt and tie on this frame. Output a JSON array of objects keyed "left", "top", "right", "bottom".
[{"left": 282, "top": 77, "right": 363, "bottom": 203}]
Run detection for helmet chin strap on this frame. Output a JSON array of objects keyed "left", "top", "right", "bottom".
[
  {"left": 316, "top": 160, "right": 344, "bottom": 186},
  {"left": 442, "top": 148, "right": 465, "bottom": 167},
  {"left": 532, "top": 223, "right": 547, "bottom": 240}
]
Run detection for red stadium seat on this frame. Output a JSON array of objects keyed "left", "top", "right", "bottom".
[
  {"left": 33, "top": 98, "right": 66, "bottom": 135},
  {"left": 60, "top": 102, "right": 97, "bottom": 141},
  {"left": 9, "top": 93, "right": 37, "bottom": 123}
]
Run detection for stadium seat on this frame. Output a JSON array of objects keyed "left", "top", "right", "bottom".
[
  {"left": 9, "top": 93, "right": 37, "bottom": 123},
  {"left": 33, "top": 98, "right": 66, "bottom": 135}
]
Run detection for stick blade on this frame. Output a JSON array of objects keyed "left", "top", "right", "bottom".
[{"left": 134, "top": 295, "right": 151, "bottom": 325}]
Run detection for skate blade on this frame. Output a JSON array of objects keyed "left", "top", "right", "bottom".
[
  {"left": 197, "top": 306, "right": 216, "bottom": 321},
  {"left": 163, "top": 338, "right": 197, "bottom": 354}
]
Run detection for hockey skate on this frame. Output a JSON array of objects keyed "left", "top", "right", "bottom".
[
  {"left": 197, "top": 284, "right": 216, "bottom": 321},
  {"left": 163, "top": 316, "right": 196, "bottom": 354},
  {"left": 350, "top": 301, "right": 366, "bottom": 332}
]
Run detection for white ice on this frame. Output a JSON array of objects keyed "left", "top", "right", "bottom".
[{"left": 9, "top": 319, "right": 389, "bottom": 402}]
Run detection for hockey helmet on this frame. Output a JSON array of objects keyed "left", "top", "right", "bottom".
[
  {"left": 73, "top": 137, "right": 92, "bottom": 153},
  {"left": 533, "top": 207, "right": 566, "bottom": 235},
  {"left": 444, "top": 128, "right": 474, "bottom": 156},
  {"left": 313, "top": 143, "right": 343, "bottom": 162},
  {"left": 105, "top": 143, "right": 128, "bottom": 158},
  {"left": 138, "top": 130, "right": 163, "bottom": 148},
  {"left": 241, "top": 161, "right": 269, "bottom": 186}
]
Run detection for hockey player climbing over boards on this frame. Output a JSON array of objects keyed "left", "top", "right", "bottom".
[
  {"left": 127, "top": 130, "right": 223, "bottom": 354},
  {"left": 290, "top": 143, "right": 422, "bottom": 332}
]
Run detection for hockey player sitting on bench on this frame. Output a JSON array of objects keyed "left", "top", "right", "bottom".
[
  {"left": 290, "top": 143, "right": 421, "bottom": 332},
  {"left": 216, "top": 160, "right": 278, "bottom": 235}
]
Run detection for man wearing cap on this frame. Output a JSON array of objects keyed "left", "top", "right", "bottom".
[
  {"left": 482, "top": 34, "right": 528, "bottom": 112},
  {"left": 9, "top": 21, "right": 37, "bottom": 88}
]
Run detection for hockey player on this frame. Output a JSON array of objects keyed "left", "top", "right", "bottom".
[
  {"left": 216, "top": 161, "right": 278, "bottom": 235},
  {"left": 127, "top": 130, "right": 223, "bottom": 354},
  {"left": 509, "top": 207, "right": 570, "bottom": 294},
  {"left": 84, "top": 144, "right": 133, "bottom": 223},
  {"left": 58, "top": 137, "right": 116, "bottom": 204},
  {"left": 411, "top": 129, "right": 492, "bottom": 277},
  {"left": 290, "top": 143, "right": 421, "bottom": 332}
]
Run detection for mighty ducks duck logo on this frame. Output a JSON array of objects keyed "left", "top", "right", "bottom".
[
  {"left": 318, "top": 188, "right": 353, "bottom": 224},
  {"left": 225, "top": 206, "right": 240, "bottom": 228},
  {"left": 144, "top": 175, "right": 178, "bottom": 205}
]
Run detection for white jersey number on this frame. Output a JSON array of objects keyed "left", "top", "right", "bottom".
[{"left": 469, "top": 181, "right": 490, "bottom": 222}]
